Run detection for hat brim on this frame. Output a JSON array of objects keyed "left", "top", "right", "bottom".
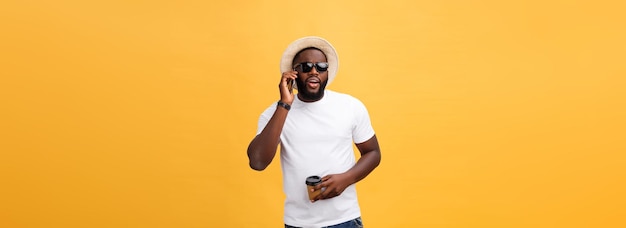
[{"left": 280, "top": 36, "right": 338, "bottom": 90}]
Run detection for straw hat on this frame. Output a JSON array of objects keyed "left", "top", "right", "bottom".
[{"left": 279, "top": 36, "right": 338, "bottom": 90}]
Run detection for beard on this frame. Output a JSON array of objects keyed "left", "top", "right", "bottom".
[{"left": 295, "top": 77, "right": 328, "bottom": 102}]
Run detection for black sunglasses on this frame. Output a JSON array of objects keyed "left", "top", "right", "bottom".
[{"left": 293, "top": 62, "right": 329, "bottom": 73}]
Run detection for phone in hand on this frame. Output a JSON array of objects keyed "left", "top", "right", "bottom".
[{"left": 287, "top": 78, "right": 294, "bottom": 93}]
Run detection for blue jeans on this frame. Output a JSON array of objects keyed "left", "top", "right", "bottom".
[{"left": 285, "top": 217, "right": 363, "bottom": 228}]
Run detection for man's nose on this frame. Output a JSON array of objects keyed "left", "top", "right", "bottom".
[{"left": 309, "top": 66, "right": 319, "bottom": 75}]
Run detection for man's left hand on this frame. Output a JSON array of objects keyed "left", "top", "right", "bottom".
[{"left": 312, "top": 173, "right": 353, "bottom": 202}]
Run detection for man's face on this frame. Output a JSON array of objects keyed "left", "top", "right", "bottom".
[{"left": 293, "top": 48, "right": 328, "bottom": 102}]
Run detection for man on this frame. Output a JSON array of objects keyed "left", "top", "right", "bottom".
[{"left": 247, "top": 36, "right": 381, "bottom": 228}]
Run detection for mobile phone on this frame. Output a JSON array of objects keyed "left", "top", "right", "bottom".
[{"left": 287, "top": 78, "right": 293, "bottom": 93}]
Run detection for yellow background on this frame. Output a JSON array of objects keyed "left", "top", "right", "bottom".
[{"left": 1, "top": 0, "right": 625, "bottom": 227}]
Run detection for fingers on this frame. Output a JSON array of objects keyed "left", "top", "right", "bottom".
[
  {"left": 311, "top": 176, "right": 345, "bottom": 202},
  {"left": 281, "top": 71, "right": 298, "bottom": 88},
  {"left": 279, "top": 71, "right": 297, "bottom": 102},
  {"left": 312, "top": 185, "right": 341, "bottom": 202}
]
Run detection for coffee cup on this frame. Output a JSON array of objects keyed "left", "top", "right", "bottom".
[{"left": 305, "top": 176, "right": 322, "bottom": 201}]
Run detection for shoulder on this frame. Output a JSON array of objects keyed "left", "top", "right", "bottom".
[
  {"left": 326, "top": 90, "right": 366, "bottom": 108},
  {"left": 326, "top": 90, "right": 361, "bottom": 103},
  {"left": 259, "top": 101, "right": 277, "bottom": 117}
]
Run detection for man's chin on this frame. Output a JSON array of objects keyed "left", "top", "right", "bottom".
[
  {"left": 306, "top": 87, "right": 320, "bottom": 94},
  {"left": 299, "top": 89, "right": 324, "bottom": 101},
  {"left": 296, "top": 80, "right": 327, "bottom": 101}
]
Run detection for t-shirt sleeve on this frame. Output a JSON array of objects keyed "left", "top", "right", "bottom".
[
  {"left": 256, "top": 103, "right": 277, "bottom": 135},
  {"left": 352, "top": 98, "right": 375, "bottom": 144}
]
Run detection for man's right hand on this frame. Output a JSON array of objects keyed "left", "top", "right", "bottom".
[{"left": 279, "top": 71, "right": 297, "bottom": 105}]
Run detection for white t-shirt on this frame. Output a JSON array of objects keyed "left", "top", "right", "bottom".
[{"left": 256, "top": 90, "right": 375, "bottom": 227}]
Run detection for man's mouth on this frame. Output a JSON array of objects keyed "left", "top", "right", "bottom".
[{"left": 306, "top": 78, "right": 320, "bottom": 89}]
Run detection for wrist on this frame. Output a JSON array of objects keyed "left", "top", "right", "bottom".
[
  {"left": 277, "top": 100, "right": 291, "bottom": 111},
  {"left": 342, "top": 171, "right": 358, "bottom": 185}
]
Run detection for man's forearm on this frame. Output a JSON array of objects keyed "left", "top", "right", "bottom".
[
  {"left": 346, "top": 149, "right": 381, "bottom": 184},
  {"left": 345, "top": 135, "right": 382, "bottom": 184},
  {"left": 247, "top": 107, "right": 289, "bottom": 170}
]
